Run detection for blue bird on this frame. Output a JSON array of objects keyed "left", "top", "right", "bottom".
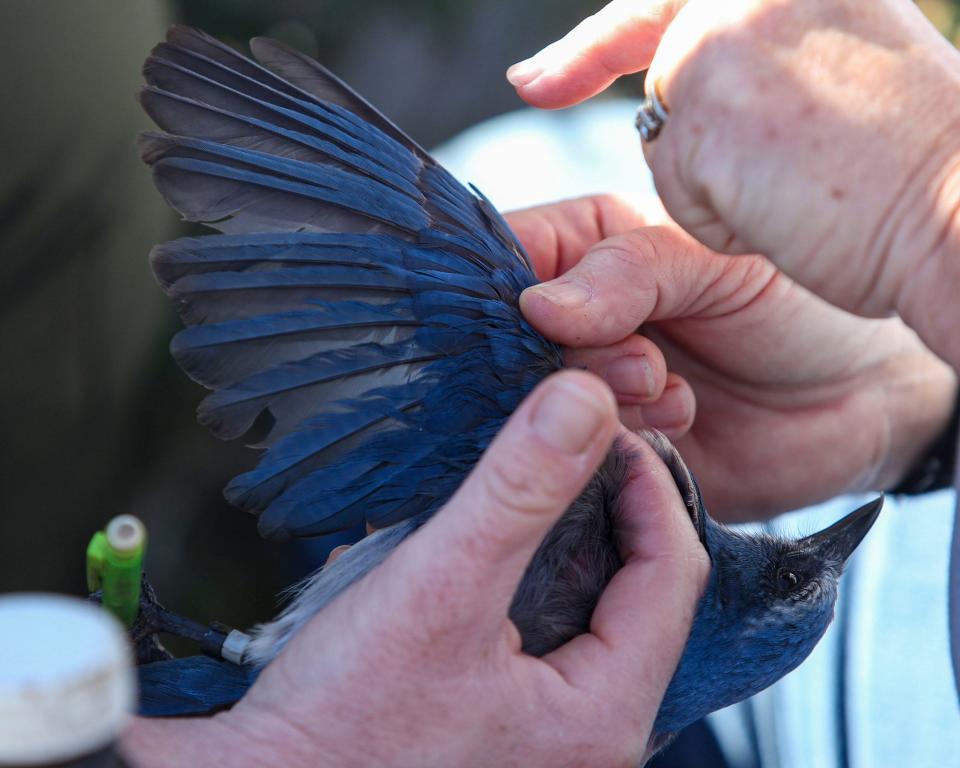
[{"left": 134, "top": 27, "right": 882, "bottom": 747}]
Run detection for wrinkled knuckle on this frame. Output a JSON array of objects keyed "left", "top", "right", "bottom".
[
  {"left": 591, "top": 192, "right": 630, "bottom": 214},
  {"left": 481, "top": 449, "right": 563, "bottom": 518},
  {"left": 592, "top": 47, "right": 626, "bottom": 81},
  {"left": 593, "top": 240, "right": 654, "bottom": 290},
  {"left": 620, "top": 229, "right": 662, "bottom": 267},
  {"left": 589, "top": 239, "right": 657, "bottom": 321}
]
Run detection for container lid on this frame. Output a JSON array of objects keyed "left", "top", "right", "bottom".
[{"left": 0, "top": 593, "right": 135, "bottom": 764}]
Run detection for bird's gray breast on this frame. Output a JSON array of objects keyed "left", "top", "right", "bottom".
[{"left": 509, "top": 448, "right": 628, "bottom": 655}]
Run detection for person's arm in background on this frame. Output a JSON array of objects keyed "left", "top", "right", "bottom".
[{"left": 120, "top": 371, "right": 709, "bottom": 768}]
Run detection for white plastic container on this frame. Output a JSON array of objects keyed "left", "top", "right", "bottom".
[{"left": 0, "top": 594, "right": 135, "bottom": 766}]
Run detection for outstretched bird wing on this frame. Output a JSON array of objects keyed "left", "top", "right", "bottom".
[{"left": 140, "top": 26, "right": 561, "bottom": 540}]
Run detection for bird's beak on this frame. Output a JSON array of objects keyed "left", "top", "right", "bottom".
[{"left": 799, "top": 495, "right": 884, "bottom": 563}]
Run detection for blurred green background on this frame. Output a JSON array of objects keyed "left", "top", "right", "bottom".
[{"left": 0, "top": 0, "right": 958, "bottom": 642}]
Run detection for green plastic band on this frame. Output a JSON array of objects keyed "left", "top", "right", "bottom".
[{"left": 85, "top": 516, "right": 146, "bottom": 628}]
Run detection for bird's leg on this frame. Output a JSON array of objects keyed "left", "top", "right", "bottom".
[
  {"left": 92, "top": 574, "right": 250, "bottom": 664},
  {"left": 88, "top": 573, "right": 175, "bottom": 664}
]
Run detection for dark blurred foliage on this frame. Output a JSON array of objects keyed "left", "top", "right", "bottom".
[
  {"left": 1, "top": 0, "right": 958, "bottom": 710},
  {"left": 173, "top": 0, "right": 635, "bottom": 149}
]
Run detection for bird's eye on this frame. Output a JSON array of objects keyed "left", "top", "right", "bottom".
[{"left": 776, "top": 568, "right": 801, "bottom": 593}]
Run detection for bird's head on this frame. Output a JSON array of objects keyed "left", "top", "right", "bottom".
[{"left": 653, "top": 495, "right": 883, "bottom": 736}]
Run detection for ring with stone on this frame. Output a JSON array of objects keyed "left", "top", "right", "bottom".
[{"left": 636, "top": 80, "right": 669, "bottom": 142}]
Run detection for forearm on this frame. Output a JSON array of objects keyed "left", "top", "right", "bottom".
[
  {"left": 896, "top": 154, "right": 960, "bottom": 375},
  {"left": 868, "top": 24, "right": 960, "bottom": 370},
  {"left": 869, "top": 348, "right": 957, "bottom": 492},
  {"left": 860, "top": 49, "right": 960, "bottom": 484}
]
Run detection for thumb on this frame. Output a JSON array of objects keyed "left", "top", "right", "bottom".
[
  {"left": 520, "top": 225, "right": 772, "bottom": 347},
  {"left": 397, "top": 370, "right": 618, "bottom": 637},
  {"left": 507, "top": 0, "right": 686, "bottom": 109}
]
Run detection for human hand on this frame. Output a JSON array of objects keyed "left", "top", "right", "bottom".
[
  {"left": 511, "top": 196, "right": 955, "bottom": 520},
  {"left": 507, "top": 0, "right": 960, "bottom": 368},
  {"left": 121, "top": 370, "right": 709, "bottom": 768}
]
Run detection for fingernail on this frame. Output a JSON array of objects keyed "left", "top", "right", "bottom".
[
  {"left": 532, "top": 378, "right": 608, "bottom": 455},
  {"left": 529, "top": 279, "right": 591, "bottom": 309},
  {"left": 506, "top": 57, "right": 544, "bottom": 87},
  {"left": 605, "top": 356, "right": 655, "bottom": 399}
]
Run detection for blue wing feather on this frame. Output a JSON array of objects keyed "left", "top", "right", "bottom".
[
  {"left": 170, "top": 305, "right": 423, "bottom": 388},
  {"left": 141, "top": 85, "right": 422, "bottom": 198},
  {"left": 147, "top": 27, "right": 422, "bottom": 166},
  {"left": 142, "top": 27, "right": 561, "bottom": 539},
  {"left": 138, "top": 656, "right": 255, "bottom": 717},
  {"left": 150, "top": 233, "right": 495, "bottom": 289}
]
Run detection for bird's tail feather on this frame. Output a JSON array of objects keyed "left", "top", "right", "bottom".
[{"left": 138, "top": 655, "right": 256, "bottom": 717}]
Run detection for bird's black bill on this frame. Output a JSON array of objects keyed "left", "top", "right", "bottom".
[{"left": 799, "top": 495, "right": 884, "bottom": 563}]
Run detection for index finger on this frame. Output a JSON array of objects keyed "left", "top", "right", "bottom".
[
  {"left": 507, "top": 0, "right": 687, "bottom": 108},
  {"left": 505, "top": 195, "right": 654, "bottom": 281},
  {"left": 519, "top": 224, "right": 777, "bottom": 347}
]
